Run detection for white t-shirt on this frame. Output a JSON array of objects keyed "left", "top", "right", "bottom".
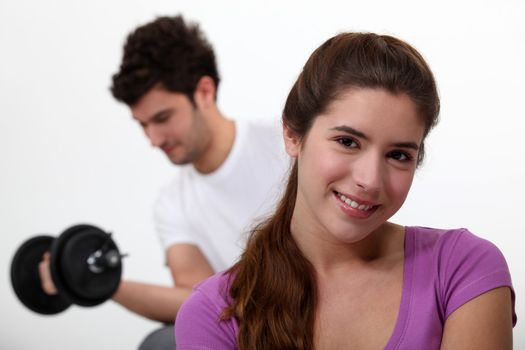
[{"left": 153, "top": 119, "right": 290, "bottom": 272}]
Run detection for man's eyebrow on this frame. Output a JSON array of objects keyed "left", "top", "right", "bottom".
[
  {"left": 134, "top": 108, "right": 172, "bottom": 124},
  {"left": 330, "top": 125, "right": 419, "bottom": 150},
  {"left": 150, "top": 109, "right": 172, "bottom": 121}
]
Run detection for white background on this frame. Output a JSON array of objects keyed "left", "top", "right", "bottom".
[{"left": 1, "top": 0, "right": 523, "bottom": 348}]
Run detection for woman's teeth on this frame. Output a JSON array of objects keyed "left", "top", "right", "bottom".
[{"left": 337, "top": 193, "right": 373, "bottom": 211}]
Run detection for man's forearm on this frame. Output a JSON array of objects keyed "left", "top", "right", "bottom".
[{"left": 112, "top": 280, "right": 193, "bottom": 323}]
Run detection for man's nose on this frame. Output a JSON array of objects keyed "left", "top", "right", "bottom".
[{"left": 145, "top": 125, "right": 164, "bottom": 148}]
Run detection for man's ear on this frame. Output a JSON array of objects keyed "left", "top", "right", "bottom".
[
  {"left": 193, "top": 76, "right": 216, "bottom": 109},
  {"left": 283, "top": 123, "right": 301, "bottom": 157}
]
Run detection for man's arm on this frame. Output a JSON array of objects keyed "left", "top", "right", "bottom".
[
  {"left": 440, "top": 287, "right": 513, "bottom": 350},
  {"left": 39, "top": 239, "right": 214, "bottom": 323},
  {"left": 111, "top": 281, "right": 192, "bottom": 323},
  {"left": 106, "top": 244, "right": 214, "bottom": 323}
]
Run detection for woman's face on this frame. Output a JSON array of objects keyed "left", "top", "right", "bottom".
[{"left": 285, "top": 88, "right": 425, "bottom": 244}]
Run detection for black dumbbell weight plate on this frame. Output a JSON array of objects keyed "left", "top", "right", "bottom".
[
  {"left": 50, "top": 224, "right": 122, "bottom": 307},
  {"left": 10, "top": 235, "right": 72, "bottom": 314}
]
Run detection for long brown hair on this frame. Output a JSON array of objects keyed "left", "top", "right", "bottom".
[{"left": 223, "top": 33, "right": 440, "bottom": 349}]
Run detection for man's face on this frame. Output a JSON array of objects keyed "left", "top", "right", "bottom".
[{"left": 131, "top": 86, "right": 211, "bottom": 165}]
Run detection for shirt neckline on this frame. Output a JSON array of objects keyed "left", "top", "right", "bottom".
[
  {"left": 188, "top": 120, "right": 246, "bottom": 183},
  {"left": 383, "top": 226, "right": 415, "bottom": 349}
]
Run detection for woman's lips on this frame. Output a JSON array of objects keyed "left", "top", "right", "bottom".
[{"left": 333, "top": 191, "right": 379, "bottom": 219}]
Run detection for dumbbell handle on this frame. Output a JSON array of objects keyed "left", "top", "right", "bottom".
[{"left": 87, "top": 249, "right": 123, "bottom": 273}]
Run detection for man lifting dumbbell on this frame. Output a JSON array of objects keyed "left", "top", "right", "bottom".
[
  {"left": 38, "top": 14, "right": 288, "bottom": 349},
  {"left": 12, "top": 224, "right": 123, "bottom": 314}
]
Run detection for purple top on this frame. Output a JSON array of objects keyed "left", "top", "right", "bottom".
[{"left": 175, "top": 227, "right": 517, "bottom": 349}]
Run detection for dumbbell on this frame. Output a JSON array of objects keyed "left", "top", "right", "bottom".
[{"left": 10, "top": 224, "right": 124, "bottom": 315}]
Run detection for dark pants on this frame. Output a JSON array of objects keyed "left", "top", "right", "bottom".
[{"left": 138, "top": 325, "right": 175, "bottom": 350}]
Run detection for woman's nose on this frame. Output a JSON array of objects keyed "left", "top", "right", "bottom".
[{"left": 352, "top": 153, "right": 382, "bottom": 194}]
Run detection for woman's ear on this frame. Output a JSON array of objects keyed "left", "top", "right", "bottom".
[{"left": 283, "top": 124, "right": 301, "bottom": 157}]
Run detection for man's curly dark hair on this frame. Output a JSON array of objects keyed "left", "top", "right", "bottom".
[{"left": 110, "top": 15, "right": 220, "bottom": 106}]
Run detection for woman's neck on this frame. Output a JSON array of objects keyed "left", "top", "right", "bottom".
[{"left": 291, "top": 218, "right": 405, "bottom": 275}]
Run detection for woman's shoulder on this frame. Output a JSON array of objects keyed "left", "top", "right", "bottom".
[
  {"left": 407, "top": 226, "right": 503, "bottom": 256},
  {"left": 407, "top": 226, "right": 510, "bottom": 276},
  {"left": 406, "top": 226, "right": 516, "bottom": 324},
  {"left": 184, "top": 271, "right": 235, "bottom": 314},
  {"left": 175, "top": 271, "right": 238, "bottom": 349}
]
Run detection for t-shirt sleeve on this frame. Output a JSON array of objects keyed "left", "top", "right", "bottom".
[
  {"left": 175, "top": 280, "right": 237, "bottom": 349},
  {"left": 153, "top": 184, "right": 199, "bottom": 251},
  {"left": 439, "top": 229, "right": 516, "bottom": 325}
]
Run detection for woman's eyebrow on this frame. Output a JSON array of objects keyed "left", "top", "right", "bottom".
[
  {"left": 393, "top": 142, "right": 419, "bottom": 150},
  {"left": 330, "top": 125, "right": 368, "bottom": 139}
]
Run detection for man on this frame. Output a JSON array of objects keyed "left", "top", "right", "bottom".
[
  {"left": 108, "top": 15, "right": 288, "bottom": 349},
  {"left": 39, "top": 14, "right": 287, "bottom": 349}
]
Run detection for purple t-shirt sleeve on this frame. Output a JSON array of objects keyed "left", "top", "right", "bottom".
[
  {"left": 175, "top": 273, "right": 238, "bottom": 350},
  {"left": 437, "top": 229, "right": 516, "bottom": 324}
]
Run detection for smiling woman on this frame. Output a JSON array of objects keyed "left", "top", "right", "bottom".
[
  {"left": 286, "top": 89, "right": 424, "bottom": 246},
  {"left": 174, "top": 32, "right": 516, "bottom": 350}
]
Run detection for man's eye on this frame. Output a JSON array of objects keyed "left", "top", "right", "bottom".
[
  {"left": 388, "top": 150, "right": 413, "bottom": 162},
  {"left": 155, "top": 115, "right": 169, "bottom": 123},
  {"left": 337, "top": 137, "right": 358, "bottom": 148}
]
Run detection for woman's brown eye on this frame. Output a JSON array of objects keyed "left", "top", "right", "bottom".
[
  {"left": 389, "top": 150, "right": 412, "bottom": 162},
  {"left": 337, "top": 137, "right": 357, "bottom": 148}
]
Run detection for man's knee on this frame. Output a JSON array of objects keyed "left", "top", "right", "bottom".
[{"left": 138, "top": 325, "right": 175, "bottom": 350}]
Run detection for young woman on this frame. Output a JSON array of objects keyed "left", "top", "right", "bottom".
[{"left": 175, "top": 32, "right": 516, "bottom": 349}]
